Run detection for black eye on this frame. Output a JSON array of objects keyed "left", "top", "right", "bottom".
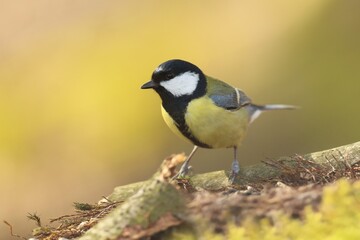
[{"left": 165, "top": 73, "right": 175, "bottom": 80}]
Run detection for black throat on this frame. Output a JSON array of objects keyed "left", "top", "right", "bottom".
[{"left": 156, "top": 75, "right": 211, "bottom": 148}]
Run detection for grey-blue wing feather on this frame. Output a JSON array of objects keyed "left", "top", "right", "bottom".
[
  {"left": 206, "top": 76, "right": 251, "bottom": 110},
  {"left": 210, "top": 94, "right": 239, "bottom": 110}
]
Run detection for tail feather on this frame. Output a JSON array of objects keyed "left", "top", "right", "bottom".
[
  {"left": 246, "top": 104, "right": 297, "bottom": 123},
  {"left": 260, "top": 104, "right": 298, "bottom": 111}
]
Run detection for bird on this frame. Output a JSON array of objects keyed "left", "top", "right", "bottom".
[{"left": 141, "top": 59, "right": 295, "bottom": 183}]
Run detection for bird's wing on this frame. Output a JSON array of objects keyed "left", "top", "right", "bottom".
[{"left": 206, "top": 76, "right": 251, "bottom": 110}]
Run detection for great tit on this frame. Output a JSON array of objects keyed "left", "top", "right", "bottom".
[{"left": 141, "top": 59, "right": 295, "bottom": 183}]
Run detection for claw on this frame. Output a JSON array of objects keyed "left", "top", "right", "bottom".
[
  {"left": 172, "top": 164, "right": 191, "bottom": 180},
  {"left": 229, "top": 170, "right": 238, "bottom": 184},
  {"left": 172, "top": 146, "right": 198, "bottom": 180}
]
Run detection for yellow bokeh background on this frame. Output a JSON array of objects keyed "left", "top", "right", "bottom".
[{"left": 1, "top": 0, "right": 359, "bottom": 238}]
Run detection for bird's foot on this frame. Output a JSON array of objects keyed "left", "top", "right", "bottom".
[
  {"left": 229, "top": 171, "right": 238, "bottom": 184},
  {"left": 229, "top": 159, "right": 240, "bottom": 184},
  {"left": 172, "top": 164, "right": 192, "bottom": 180}
]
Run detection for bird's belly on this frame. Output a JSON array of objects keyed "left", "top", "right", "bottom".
[{"left": 185, "top": 97, "right": 250, "bottom": 148}]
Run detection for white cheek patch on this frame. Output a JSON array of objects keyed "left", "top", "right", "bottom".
[{"left": 160, "top": 71, "right": 199, "bottom": 97}]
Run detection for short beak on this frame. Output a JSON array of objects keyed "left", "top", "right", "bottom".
[{"left": 141, "top": 80, "right": 158, "bottom": 89}]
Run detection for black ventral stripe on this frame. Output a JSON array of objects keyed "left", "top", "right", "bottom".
[{"left": 162, "top": 100, "right": 211, "bottom": 149}]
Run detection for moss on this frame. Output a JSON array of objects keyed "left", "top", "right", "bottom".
[
  {"left": 229, "top": 179, "right": 360, "bottom": 240},
  {"left": 165, "top": 179, "right": 360, "bottom": 240}
]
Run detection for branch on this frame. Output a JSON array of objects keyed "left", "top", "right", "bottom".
[{"left": 108, "top": 141, "right": 360, "bottom": 201}]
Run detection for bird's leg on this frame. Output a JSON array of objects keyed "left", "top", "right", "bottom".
[
  {"left": 229, "top": 146, "right": 240, "bottom": 184},
  {"left": 172, "top": 145, "right": 198, "bottom": 179}
]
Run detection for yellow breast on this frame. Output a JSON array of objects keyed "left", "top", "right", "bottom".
[
  {"left": 161, "top": 105, "right": 194, "bottom": 144},
  {"left": 161, "top": 97, "right": 250, "bottom": 148}
]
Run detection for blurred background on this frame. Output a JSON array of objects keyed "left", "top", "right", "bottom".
[{"left": 0, "top": 0, "right": 359, "bottom": 238}]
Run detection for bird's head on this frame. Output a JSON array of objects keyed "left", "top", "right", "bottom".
[{"left": 141, "top": 59, "right": 207, "bottom": 101}]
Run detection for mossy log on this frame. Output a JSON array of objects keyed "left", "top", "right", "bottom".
[
  {"left": 78, "top": 154, "right": 186, "bottom": 240},
  {"left": 108, "top": 141, "right": 360, "bottom": 201},
  {"left": 78, "top": 141, "right": 359, "bottom": 240}
]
